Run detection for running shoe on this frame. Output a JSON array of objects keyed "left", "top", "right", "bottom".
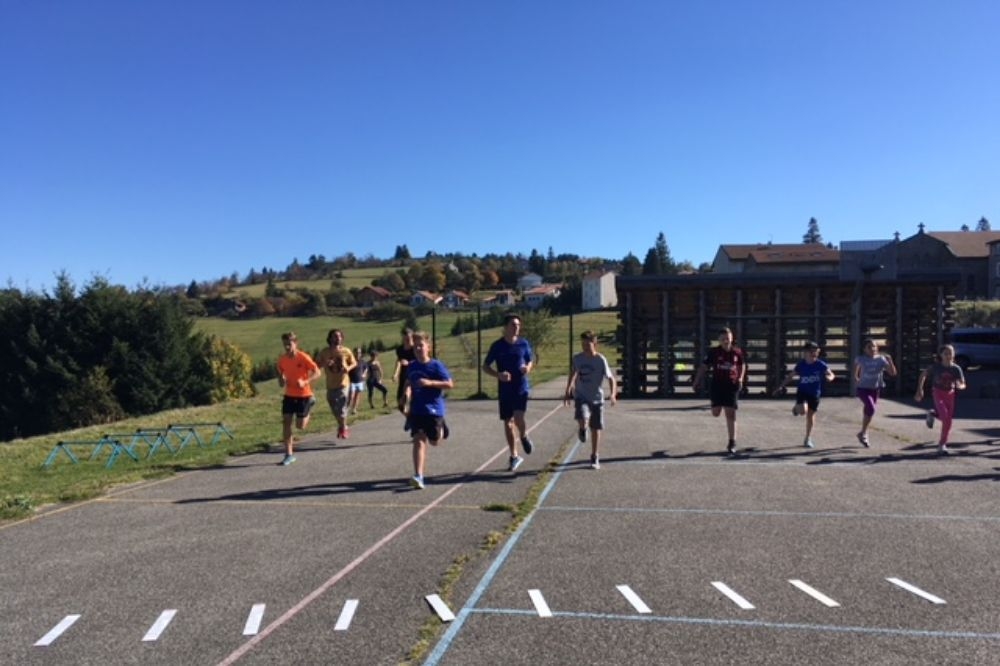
[
  {"left": 726, "top": 440, "right": 736, "bottom": 456},
  {"left": 925, "top": 410, "right": 935, "bottom": 429},
  {"left": 590, "top": 454, "right": 600, "bottom": 470},
  {"left": 856, "top": 432, "right": 870, "bottom": 448},
  {"left": 792, "top": 403, "right": 804, "bottom": 417},
  {"left": 938, "top": 444, "right": 949, "bottom": 455},
  {"left": 509, "top": 455, "right": 524, "bottom": 472},
  {"left": 341, "top": 426, "right": 350, "bottom": 439},
  {"left": 521, "top": 437, "right": 534, "bottom": 455},
  {"left": 578, "top": 427, "right": 587, "bottom": 443},
  {"left": 804, "top": 438, "right": 815, "bottom": 448},
  {"left": 281, "top": 454, "right": 296, "bottom": 466},
  {"left": 410, "top": 475, "right": 425, "bottom": 489}
]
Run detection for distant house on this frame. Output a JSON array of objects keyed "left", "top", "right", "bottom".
[
  {"left": 409, "top": 291, "right": 443, "bottom": 307},
  {"left": 523, "top": 284, "right": 562, "bottom": 310},
  {"left": 441, "top": 289, "right": 470, "bottom": 309},
  {"left": 926, "top": 229, "right": 1000, "bottom": 299},
  {"left": 517, "top": 272, "right": 544, "bottom": 290},
  {"left": 582, "top": 270, "right": 618, "bottom": 310},
  {"left": 356, "top": 285, "right": 393, "bottom": 308},
  {"left": 989, "top": 239, "right": 1000, "bottom": 299},
  {"left": 712, "top": 242, "right": 839, "bottom": 274},
  {"left": 480, "top": 289, "right": 517, "bottom": 308}
]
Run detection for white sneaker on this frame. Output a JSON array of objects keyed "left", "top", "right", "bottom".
[
  {"left": 590, "top": 454, "right": 600, "bottom": 470},
  {"left": 803, "top": 438, "right": 814, "bottom": 448}
]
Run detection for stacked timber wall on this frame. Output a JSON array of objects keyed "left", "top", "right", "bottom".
[{"left": 617, "top": 273, "right": 956, "bottom": 399}]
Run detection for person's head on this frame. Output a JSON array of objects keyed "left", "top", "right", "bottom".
[
  {"left": 863, "top": 338, "right": 878, "bottom": 356},
  {"left": 281, "top": 332, "right": 298, "bottom": 353},
  {"left": 401, "top": 327, "right": 414, "bottom": 346},
  {"left": 503, "top": 314, "right": 522, "bottom": 339},
  {"left": 354, "top": 347, "right": 362, "bottom": 358},
  {"left": 327, "top": 329, "right": 344, "bottom": 346},
  {"left": 802, "top": 341, "right": 820, "bottom": 359},
  {"left": 717, "top": 327, "right": 734, "bottom": 349},
  {"left": 412, "top": 331, "right": 431, "bottom": 361},
  {"left": 369, "top": 350, "right": 379, "bottom": 360},
  {"left": 580, "top": 330, "right": 598, "bottom": 354},
  {"left": 938, "top": 344, "right": 956, "bottom": 363}
]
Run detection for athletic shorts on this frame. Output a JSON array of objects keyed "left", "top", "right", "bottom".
[
  {"left": 350, "top": 381, "right": 365, "bottom": 393},
  {"left": 709, "top": 383, "right": 740, "bottom": 409},
  {"left": 326, "top": 387, "right": 349, "bottom": 419},
  {"left": 498, "top": 391, "right": 529, "bottom": 421},
  {"left": 410, "top": 414, "right": 444, "bottom": 442},
  {"left": 574, "top": 399, "right": 605, "bottom": 430},
  {"left": 282, "top": 395, "right": 315, "bottom": 418},
  {"left": 795, "top": 392, "right": 820, "bottom": 412}
]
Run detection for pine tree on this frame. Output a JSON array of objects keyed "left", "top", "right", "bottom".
[{"left": 803, "top": 217, "right": 823, "bottom": 244}]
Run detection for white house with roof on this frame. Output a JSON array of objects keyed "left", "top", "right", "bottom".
[
  {"left": 582, "top": 270, "right": 617, "bottom": 310},
  {"left": 523, "top": 284, "right": 561, "bottom": 310},
  {"left": 409, "top": 291, "right": 443, "bottom": 307}
]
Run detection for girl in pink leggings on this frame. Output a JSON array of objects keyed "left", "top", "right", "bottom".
[{"left": 914, "top": 344, "right": 967, "bottom": 455}]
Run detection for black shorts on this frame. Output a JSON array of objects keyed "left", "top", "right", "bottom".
[
  {"left": 709, "top": 384, "right": 739, "bottom": 409},
  {"left": 795, "top": 392, "right": 820, "bottom": 412},
  {"left": 282, "top": 396, "right": 315, "bottom": 418},
  {"left": 498, "top": 391, "right": 529, "bottom": 421},
  {"left": 410, "top": 414, "right": 444, "bottom": 442}
]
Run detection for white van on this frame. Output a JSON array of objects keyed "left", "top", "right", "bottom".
[{"left": 948, "top": 327, "right": 1000, "bottom": 369}]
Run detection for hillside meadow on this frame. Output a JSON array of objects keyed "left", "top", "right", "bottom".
[{"left": 1, "top": 309, "right": 618, "bottom": 520}]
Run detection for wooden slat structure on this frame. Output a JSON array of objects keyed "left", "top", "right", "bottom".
[{"left": 616, "top": 272, "right": 957, "bottom": 398}]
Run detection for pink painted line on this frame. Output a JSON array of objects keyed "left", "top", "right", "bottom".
[{"left": 216, "top": 403, "right": 563, "bottom": 665}]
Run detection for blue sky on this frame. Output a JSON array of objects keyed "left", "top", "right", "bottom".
[{"left": 3, "top": 1, "right": 998, "bottom": 292}]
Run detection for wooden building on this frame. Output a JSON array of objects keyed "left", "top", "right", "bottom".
[{"left": 616, "top": 271, "right": 957, "bottom": 399}]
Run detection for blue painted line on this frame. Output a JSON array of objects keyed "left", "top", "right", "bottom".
[
  {"left": 423, "top": 438, "right": 584, "bottom": 665},
  {"left": 467, "top": 607, "right": 1000, "bottom": 641}
]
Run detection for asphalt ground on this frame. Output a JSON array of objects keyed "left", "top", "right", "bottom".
[{"left": 2, "top": 375, "right": 998, "bottom": 665}]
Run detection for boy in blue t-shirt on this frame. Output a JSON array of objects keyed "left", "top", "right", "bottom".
[
  {"left": 774, "top": 341, "right": 835, "bottom": 448},
  {"left": 404, "top": 332, "right": 454, "bottom": 490}
]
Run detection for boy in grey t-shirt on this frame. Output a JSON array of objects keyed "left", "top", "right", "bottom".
[{"left": 564, "top": 330, "right": 617, "bottom": 469}]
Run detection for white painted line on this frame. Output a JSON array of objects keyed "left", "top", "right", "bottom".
[
  {"left": 528, "top": 589, "right": 553, "bottom": 618},
  {"left": 34, "top": 615, "right": 81, "bottom": 646},
  {"left": 887, "top": 577, "right": 946, "bottom": 604},
  {"left": 616, "top": 584, "right": 652, "bottom": 614},
  {"left": 142, "top": 609, "right": 178, "bottom": 642},
  {"left": 243, "top": 604, "right": 266, "bottom": 636},
  {"left": 789, "top": 580, "right": 841, "bottom": 608},
  {"left": 426, "top": 594, "right": 456, "bottom": 622},
  {"left": 334, "top": 599, "right": 359, "bottom": 631},
  {"left": 712, "top": 582, "right": 755, "bottom": 610}
]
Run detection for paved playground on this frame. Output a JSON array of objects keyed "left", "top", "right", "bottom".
[{"left": 1, "top": 377, "right": 998, "bottom": 665}]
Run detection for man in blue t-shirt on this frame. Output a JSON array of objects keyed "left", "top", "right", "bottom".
[
  {"left": 774, "top": 341, "right": 835, "bottom": 449},
  {"left": 483, "top": 313, "right": 535, "bottom": 472}
]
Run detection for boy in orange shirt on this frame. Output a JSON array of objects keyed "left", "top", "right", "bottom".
[{"left": 276, "top": 332, "right": 322, "bottom": 465}]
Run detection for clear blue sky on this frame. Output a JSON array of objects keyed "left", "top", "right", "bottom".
[{"left": 3, "top": 1, "right": 998, "bottom": 292}]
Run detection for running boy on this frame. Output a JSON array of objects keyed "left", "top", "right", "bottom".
[
  {"left": 853, "top": 338, "right": 898, "bottom": 447},
  {"left": 774, "top": 341, "right": 835, "bottom": 448},
  {"left": 692, "top": 327, "right": 746, "bottom": 455},
  {"left": 316, "top": 329, "right": 357, "bottom": 439},
  {"left": 405, "top": 332, "right": 454, "bottom": 489},
  {"left": 564, "top": 330, "right": 617, "bottom": 469},
  {"left": 483, "top": 314, "right": 535, "bottom": 472},
  {"left": 276, "top": 332, "right": 322, "bottom": 465},
  {"left": 914, "top": 344, "right": 966, "bottom": 455}
]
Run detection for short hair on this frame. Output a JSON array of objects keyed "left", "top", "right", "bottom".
[
  {"left": 580, "top": 330, "right": 597, "bottom": 341},
  {"left": 326, "top": 329, "right": 343, "bottom": 345},
  {"left": 803, "top": 341, "right": 819, "bottom": 350},
  {"left": 504, "top": 313, "right": 521, "bottom": 326},
  {"left": 412, "top": 331, "right": 431, "bottom": 345},
  {"left": 281, "top": 332, "right": 297, "bottom": 343}
]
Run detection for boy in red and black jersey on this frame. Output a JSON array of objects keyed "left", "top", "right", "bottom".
[{"left": 693, "top": 327, "right": 746, "bottom": 455}]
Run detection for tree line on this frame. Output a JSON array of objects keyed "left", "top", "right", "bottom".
[{"left": 0, "top": 275, "right": 255, "bottom": 441}]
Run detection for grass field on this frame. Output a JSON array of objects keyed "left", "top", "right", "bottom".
[
  {"left": 2, "top": 309, "right": 619, "bottom": 521},
  {"left": 227, "top": 267, "right": 392, "bottom": 299}
]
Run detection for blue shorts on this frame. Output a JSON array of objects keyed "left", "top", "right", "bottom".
[{"left": 498, "top": 392, "right": 529, "bottom": 421}]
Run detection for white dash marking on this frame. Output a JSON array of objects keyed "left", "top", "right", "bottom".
[
  {"left": 142, "top": 609, "right": 178, "bottom": 642},
  {"left": 712, "top": 581, "right": 755, "bottom": 610},
  {"left": 34, "top": 615, "right": 81, "bottom": 646},
  {"left": 887, "top": 578, "right": 946, "bottom": 605},
  {"left": 616, "top": 584, "right": 652, "bottom": 614},
  {"left": 528, "top": 589, "right": 553, "bottom": 618},
  {"left": 243, "top": 604, "right": 266, "bottom": 635},
  {"left": 334, "top": 599, "right": 359, "bottom": 631},
  {"left": 789, "top": 579, "right": 841, "bottom": 608},
  {"left": 426, "top": 594, "right": 456, "bottom": 622}
]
